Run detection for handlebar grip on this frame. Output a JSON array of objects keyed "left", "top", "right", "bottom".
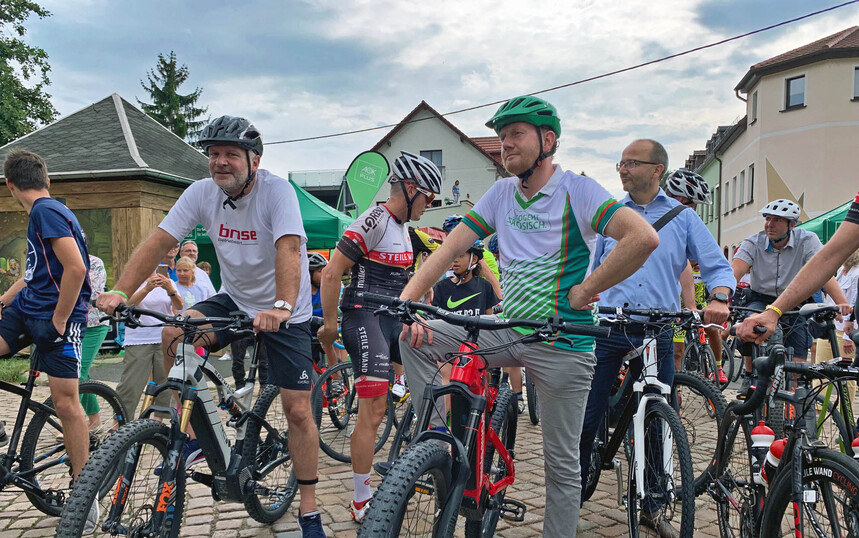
[
  {"left": 362, "top": 292, "right": 399, "bottom": 307},
  {"left": 561, "top": 322, "right": 611, "bottom": 338}
]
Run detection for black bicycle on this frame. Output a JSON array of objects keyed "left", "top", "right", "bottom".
[
  {"left": 0, "top": 351, "right": 127, "bottom": 517},
  {"left": 56, "top": 305, "right": 296, "bottom": 537}
]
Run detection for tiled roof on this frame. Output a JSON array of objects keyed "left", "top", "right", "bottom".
[
  {"left": 736, "top": 26, "right": 859, "bottom": 92},
  {"left": 0, "top": 94, "right": 209, "bottom": 183},
  {"left": 470, "top": 136, "right": 503, "bottom": 165},
  {"left": 371, "top": 101, "right": 506, "bottom": 176}
]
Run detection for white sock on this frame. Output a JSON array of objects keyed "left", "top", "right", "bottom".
[{"left": 353, "top": 472, "right": 372, "bottom": 503}]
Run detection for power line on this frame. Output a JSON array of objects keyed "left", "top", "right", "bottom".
[{"left": 266, "top": 0, "right": 859, "bottom": 146}]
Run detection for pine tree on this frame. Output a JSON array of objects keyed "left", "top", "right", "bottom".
[
  {"left": 0, "top": 0, "right": 58, "bottom": 146},
  {"left": 137, "top": 51, "right": 208, "bottom": 144}
]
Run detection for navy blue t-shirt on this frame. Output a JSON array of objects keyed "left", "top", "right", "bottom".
[{"left": 13, "top": 198, "right": 91, "bottom": 322}]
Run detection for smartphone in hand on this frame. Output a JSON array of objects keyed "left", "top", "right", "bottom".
[{"left": 156, "top": 264, "right": 169, "bottom": 277}]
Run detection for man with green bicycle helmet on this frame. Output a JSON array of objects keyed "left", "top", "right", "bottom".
[{"left": 398, "top": 95, "right": 659, "bottom": 536}]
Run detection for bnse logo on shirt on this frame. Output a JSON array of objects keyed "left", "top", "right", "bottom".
[{"left": 218, "top": 224, "right": 258, "bottom": 243}]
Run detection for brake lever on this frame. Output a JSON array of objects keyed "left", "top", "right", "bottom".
[{"left": 373, "top": 305, "right": 413, "bottom": 324}]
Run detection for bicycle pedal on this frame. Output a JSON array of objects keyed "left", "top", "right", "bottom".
[
  {"left": 499, "top": 499, "right": 526, "bottom": 522},
  {"left": 373, "top": 461, "right": 392, "bottom": 477}
]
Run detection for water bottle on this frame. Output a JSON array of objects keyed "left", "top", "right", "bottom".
[
  {"left": 852, "top": 435, "right": 859, "bottom": 461},
  {"left": 750, "top": 421, "right": 774, "bottom": 485},
  {"left": 761, "top": 438, "right": 787, "bottom": 485}
]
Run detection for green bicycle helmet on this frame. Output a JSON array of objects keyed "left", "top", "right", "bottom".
[{"left": 485, "top": 95, "right": 561, "bottom": 136}]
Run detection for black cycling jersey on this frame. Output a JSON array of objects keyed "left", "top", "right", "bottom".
[{"left": 844, "top": 192, "right": 859, "bottom": 225}]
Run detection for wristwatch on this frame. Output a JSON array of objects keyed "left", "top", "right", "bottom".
[
  {"left": 708, "top": 292, "right": 730, "bottom": 304},
  {"left": 273, "top": 300, "right": 294, "bottom": 313}
]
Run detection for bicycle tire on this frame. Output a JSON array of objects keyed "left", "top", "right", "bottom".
[
  {"left": 242, "top": 384, "right": 298, "bottom": 523},
  {"left": 525, "top": 371, "right": 540, "bottom": 425},
  {"left": 681, "top": 341, "right": 702, "bottom": 374},
  {"left": 759, "top": 448, "right": 859, "bottom": 536},
  {"left": 464, "top": 388, "right": 518, "bottom": 537},
  {"left": 311, "top": 361, "right": 393, "bottom": 463},
  {"left": 811, "top": 394, "right": 852, "bottom": 455},
  {"left": 711, "top": 405, "right": 760, "bottom": 538},
  {"left": 20, "top": 380, "right": 129, "bottom": 516},
  {"left": 724, "top": 337, "right": 744, "bottom": 383},
  {"left": 54, "top": 419, "right": 183, "bottom": 538},
  {"left": 626, "top": 398, "right": 695, "bottom": 538},
  {"left": 673, "top": 371, "right": 727, "bottom": 496},
  {"left": 358, "top": 442, "right": 455, "bottom": 537}
]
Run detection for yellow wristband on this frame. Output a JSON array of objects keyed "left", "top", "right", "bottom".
[
  {"left": 765, "top": 304, "right": 783, "bottom": 318},
  {"left": 108, "top": 289, "right": 129, "bottom": 300}
]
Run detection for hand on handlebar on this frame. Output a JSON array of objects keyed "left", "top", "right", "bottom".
[
  {"left": 400, "top": 314, "right": 433, "bottom": 348},
  {"left": 736, "top": 310, "right": 778, "bottom": 344},
  {"left": 254, "top": 308, "right": 291, "bottom": 332},
  {"left": 702, "top": 299, "right": 730, "bottom": 325},
  {"left": 96, "top": 290, "right": 128, "bottom": 315}
]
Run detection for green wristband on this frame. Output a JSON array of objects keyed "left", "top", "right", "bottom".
[{"left": 108, "top": 289, "right": 129, "bottom": 300}]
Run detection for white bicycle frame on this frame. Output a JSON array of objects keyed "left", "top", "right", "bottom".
[
  {"left": 630, "top": 335, "right": 675, "bottom": 503},
  {"left": 164, "top": 341, "right": 258, "bottom": 464}
]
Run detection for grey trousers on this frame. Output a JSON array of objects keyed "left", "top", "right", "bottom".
[
  {"left": 115, "top": 343, "right": 172, "bottom": 419},
  {"left": 399, "top": 318, "right": 596, "bottom": 538}
]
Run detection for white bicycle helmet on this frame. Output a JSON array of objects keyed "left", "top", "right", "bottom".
[
  {"left": 760, "top": 199, "right": 801, "bottom": 220},
  {"left": 665, "top": 169, "right": 711, "bottom": 205},
  {"left": 390, "top": 151, "right": 444, "bottom": 194}
]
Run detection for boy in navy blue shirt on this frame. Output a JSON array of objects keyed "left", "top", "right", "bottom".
[{"left": 0, "top": 149, "right": 92, "bottom": 490}]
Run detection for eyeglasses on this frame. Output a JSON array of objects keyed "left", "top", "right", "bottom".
[
  {"left": 616, "top": 159, "right": 659, "bottom": 171},
  {"left": 415, "top": 186, "right": 435, "bottom": 204}
]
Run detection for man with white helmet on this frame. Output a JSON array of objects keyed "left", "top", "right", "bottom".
[
  {"left": 732, "top": 199, "right": 848, "bottom": 391},
  {"left": 317, "top": 151, "right": 442, "bottom": 523}
]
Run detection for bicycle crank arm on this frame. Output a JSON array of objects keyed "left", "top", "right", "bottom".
[
  {"left": 499, "top": 498, "right": 526, "bottom": 522},
  {"left": 614, "top": 459, "right": 623, "bottom": 507}
]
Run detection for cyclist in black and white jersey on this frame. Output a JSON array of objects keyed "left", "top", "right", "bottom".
[{"left": 317, "top": 151, "right": 443, "bottom": 523}]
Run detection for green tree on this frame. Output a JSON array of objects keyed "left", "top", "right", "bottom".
[
  {"left": 0, "top": 0, "right": 58, "bottom": 146},
  {"left": 137, "top": 51, "right": 208, "bottom": 144}
]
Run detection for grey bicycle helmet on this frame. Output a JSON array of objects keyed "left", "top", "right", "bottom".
[
  {"left": 199, "top": 115, "right": 264, "bottom": 157},
  {"left": 390, "top": 151, "right": 444, "bottom": 195},
  {"left": 665, "top": 169, "right": 711, "bottom": 205},
  {"left": 308, "top": 252, "right": 328, "bottom": 271}
]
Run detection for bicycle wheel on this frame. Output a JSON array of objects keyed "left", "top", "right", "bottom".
[
  {"left": 673, "top": 371, "right": 727, "bottom": 496},
  {"left": 525, "top": 371, "right": 540, "bottom": 425},
  {"left": 242, "top": 384, "right": 297, "bottom": 523},
  {"left": 712, "top": 407, "right": 760, "bottom": 538},
  {"left": 626, "top": 399, "right": 695, "bottom": 538},
  {"left": 719, "top": 341, "right": 735, "bottom": 389},
  {"left": 311, "top": 361, "right": 393, "bottom": 463},
  {"left": 358, "top": 442, "right": 456, "bottom": 538},
  {"left": 682, "top": 341, "right": 702, "bottom": 374},
  {"left": 724, "top": 337, "right": 744, "bottom": 383},
  {"left": 20, "top": 380, "right": 129, "bottom": 516},
  {"left": 465, "top": 388, "right": 518, "bottom": 537},
  {"left": 54, "top": 419, "right": 183, "bottom": 538},
  {"left": 759, "top": 448, "right": 859, "bottom": 537}
]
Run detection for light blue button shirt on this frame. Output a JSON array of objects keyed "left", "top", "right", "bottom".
[{"left": 594, "top": 190, "right": 736, "bottom": 310}]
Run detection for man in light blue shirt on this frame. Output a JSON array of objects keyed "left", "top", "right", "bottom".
[{"left": 578, "top": 139, "right": 735, "bottom": 537}]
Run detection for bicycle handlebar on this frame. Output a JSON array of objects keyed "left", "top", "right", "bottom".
[
  {"left": 101, "top": 302, "right": 254, "bottom": 334},
  {"left": 362, "top": 292, "right": 610, "bottom": 338},
  {"left": 731, "top": 345, "right": 787, "bottom": 415}
]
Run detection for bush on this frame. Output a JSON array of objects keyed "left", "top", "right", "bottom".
[{"left": 0, "top": 358, "right": 29, "bottom": 383}]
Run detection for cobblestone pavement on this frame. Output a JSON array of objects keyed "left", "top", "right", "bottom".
[{"left": 1, "top": 377, "right": 855, "bottom": 537}]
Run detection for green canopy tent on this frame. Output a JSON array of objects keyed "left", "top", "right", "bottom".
[
  {"left": 183, "top": 181, "right": 354, "bottom": 289},
  {"left": 797, "top": 200, "right": 851, "bottom": 244}
]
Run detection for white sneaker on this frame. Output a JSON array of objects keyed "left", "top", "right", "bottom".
[
  {"left": 83, "top": 498, "right": 100, "bottom": 534},
  {"left": 350, "top": 498, "right": 371, "bottom": 523},
  {"left": 218, "top": 352, "right": 232, "bottom": 362},
  {"left": 391, "top": 382, "right": 408, "bottom": 401}
]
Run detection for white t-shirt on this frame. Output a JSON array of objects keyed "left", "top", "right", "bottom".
[
  {"left": 159, "top": 169, "right": 312, "bottom": 321},
  {"left": 194, "top": 267, "right": 217, "bottom": 296},
  {"left": 125, "top": 283, "right": 173, "bottom": 346},
  {"left": 175, "top": 280, "right": 214, "bottom": 313}
]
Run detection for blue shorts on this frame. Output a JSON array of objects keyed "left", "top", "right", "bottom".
[
  {"left": 0, "top": 306, "right": 85, "bottom": 379},
  {"left": 193, "top": 293, "right": 313, "bottom": 391}
]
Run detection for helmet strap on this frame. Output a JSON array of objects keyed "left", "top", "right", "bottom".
[
  {"left": 453, "top": 254, "right": 477, "bottom": 285},
  {"left": 221, "top": 152, "right": 256, "bottom": 209},
  {"left": 399, "top": 181, "right": 421, "bottom": 222},
  {"left": 516, "top": 126, "right": 555, "bottom": 188}
]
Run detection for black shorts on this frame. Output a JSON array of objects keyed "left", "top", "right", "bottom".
[
  {"left": 193, "top": 293, "right": 313, "bottom": 391},
  {"left": 341, "top": 308, "right": 402, "bottom": 398},
  {"left": 0, "top": 306, "right": 85, "bottom": 379}
]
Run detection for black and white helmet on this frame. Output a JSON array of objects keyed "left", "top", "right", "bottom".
[
  {"left": 665, "top": 169, "right": 711, "bottom": 205},
  {"left": 390, "top": 151, "right": 444, "bottom": 194},
  {"left": 760, "top": 199, "right": 801, "bottom": 220},
  {"left": 307, "top": 252, "right": 328, "bottom": 271}
]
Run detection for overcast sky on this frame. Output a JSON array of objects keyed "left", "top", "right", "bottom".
[{"left": 25, "top": 0, "right": 859, "bottom": 197}]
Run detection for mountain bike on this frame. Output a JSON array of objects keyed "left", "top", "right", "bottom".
[
  {"left": 55, "top": 305, "right": 296, "bottom": 537},
  {"left": 357, "top": 293, "right": 609, "bottom": 537},
  {"left": 0, "top": 353, "right": 127, "bottom": 516},
  {"left": 679, "top": 311, "right": 731, "bottom": 390},
  {"left": 707, "top": 340, "right": 859, "bottom": 537},
  {"left": 582, "top": 307, "right": 696, "bottom": 538}
]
